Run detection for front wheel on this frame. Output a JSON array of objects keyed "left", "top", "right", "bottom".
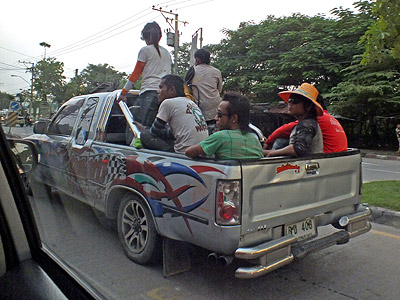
[{"left": 117, "top": 194, "right": 160, "bottom": 264}]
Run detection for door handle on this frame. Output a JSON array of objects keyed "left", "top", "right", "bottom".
[{"left": 305, "top": 162, "right": 320, "bottom": 175}]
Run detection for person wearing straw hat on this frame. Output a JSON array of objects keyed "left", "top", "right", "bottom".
[
  {"left": 263, "top": 83, "right": 323, "bottom": 157},
  {"left": 263, "top": 95, "right": 348, "bottom": 153}
]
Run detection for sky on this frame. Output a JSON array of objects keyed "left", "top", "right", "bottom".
[{"left": 0, "top": 0, "right": 358, "bottom": 96}]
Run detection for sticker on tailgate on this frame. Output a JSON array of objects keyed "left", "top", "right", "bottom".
[{"left": 276, "top": 163, "right": 300, "bottom": 175}]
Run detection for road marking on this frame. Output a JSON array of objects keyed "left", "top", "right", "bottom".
[
  {"left": 146, "top": 285, "right": 186, "bottom": 300},
  {"left": 362, "top": 168, "right": 400, "bottom": 175},
  {"left": 370, "top": 229, "right": 400, "bottom": 240}
]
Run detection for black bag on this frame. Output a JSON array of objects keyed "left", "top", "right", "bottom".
[{"left": 184, "top": 66, "right": 195, "bottom": 101}]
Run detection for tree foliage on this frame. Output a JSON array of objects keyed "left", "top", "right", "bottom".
[
  {"left": 79, "top": 63, "right": 126, "bottom": 94},
  {"left": 33, "top": 57, "right": 65, "bottom": 104},
  {"left": 175, "top": 42, "right": 192, "bottom": 77},
  {"left": 360, "top": 0, "right": 400, "bottom": 63},
  {"left": 326, "top": 53, "right": 400, "bottom": 147},
  {"left": 0, "top": 92, "right": 13, "bottom": 110},
  {"left": 209, "top": 6, "right": 372, "bottom": 103}
]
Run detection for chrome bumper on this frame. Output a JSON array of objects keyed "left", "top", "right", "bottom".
[{"left": 234, "top": 206, "right": 371, "bottom": 279}]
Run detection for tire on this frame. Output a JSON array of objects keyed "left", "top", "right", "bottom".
[{"left": 117, "top": 194, "right": 160, "bottom": 264}]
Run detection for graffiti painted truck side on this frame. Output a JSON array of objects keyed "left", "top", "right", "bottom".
[{"left": 29, "top": 90, "right": 371, "bottom": 279}]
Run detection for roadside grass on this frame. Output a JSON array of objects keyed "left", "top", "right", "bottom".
[{"left": 362, "top": 181, "right": 400, "bottom": 211}]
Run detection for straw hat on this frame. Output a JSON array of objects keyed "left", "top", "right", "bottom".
[{"left": 278, "top": 83, "right": 323, "bottom": 116}]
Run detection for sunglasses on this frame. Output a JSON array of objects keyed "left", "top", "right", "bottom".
[
  {"left": 288, "top": 97, "right": 304, "bottom": 105},
  {"left": 216, "top": 111, "right": 230, "bottom": 118}
]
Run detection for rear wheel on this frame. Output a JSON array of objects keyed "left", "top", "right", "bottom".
[{"left": 117, "top": 194, "right": 160, "bottom": 264}]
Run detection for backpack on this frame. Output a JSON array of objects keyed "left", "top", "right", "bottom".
[{"left": 184, "top": 66, "right": 195, "bottom": 101}]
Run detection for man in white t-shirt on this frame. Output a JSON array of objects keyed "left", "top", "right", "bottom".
[
  {"left": 191, "top": 49, "right": 223, "bottom": 123},
  {"left": 136, "top": 75, "right": 209, "bottom": 153}
]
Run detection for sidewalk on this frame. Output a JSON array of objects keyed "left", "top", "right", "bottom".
[
  {"left": 369, "top": 206, "right": 400, "bottom": 229},
  {"left": 360, "top": 149, "right": 400, "bottom": 161}
]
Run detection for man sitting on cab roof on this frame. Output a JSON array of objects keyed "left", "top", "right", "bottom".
[{"left": 185, "top": 92, "right": 263, "bottom": 159}]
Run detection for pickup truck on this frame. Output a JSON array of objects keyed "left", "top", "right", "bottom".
[{"left": 28, "top": 89, "right": 371, "bottom": 279}]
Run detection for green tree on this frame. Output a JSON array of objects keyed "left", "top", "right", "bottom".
[
  {"left": 174, "top": 42, "right": 192, "bottom": 77},
  {"left": 33, "top": 57, "right": 65, "bottom": 105},
  {"left": 360, "top": 0, "right": 400, "bottom": 63},
  {"left": 210, "top": 6, "right": 371, "bottom": 103},
  {"left": 0, "top": 91, "right": 13, "bottom": 110},
  {"left": 78, "top": 63, "right": 127, "bottom": 94},
  {"left": 326, "top": 53, "right": 400, "bottom": 147}
]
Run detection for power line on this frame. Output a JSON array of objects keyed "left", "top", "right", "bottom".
[
  {"left": 0, "top": 46, "right": 37, "bottom": 60},
  {"left": 45, "top": 1, "right": 210, "bottom": 58},
  {"left": 48, "top": 9, "right": 157, "bottom": 57}
]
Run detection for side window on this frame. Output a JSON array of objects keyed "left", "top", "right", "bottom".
[
  {"left": 75, "top": 97, "right": 98, "bottom": 145},
  {"left": 47, "top": 98, "right": 84, "bottom": 136}
]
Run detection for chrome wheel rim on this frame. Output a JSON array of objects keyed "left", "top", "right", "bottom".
[{"left": 121, "top": 200, "right": 148, "bottom": 253}]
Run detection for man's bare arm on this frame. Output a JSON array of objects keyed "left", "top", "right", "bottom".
[{"left": 185, "top": 144, "right": 206, "bottom": 158}]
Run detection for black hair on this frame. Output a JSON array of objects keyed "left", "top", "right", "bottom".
[
  {"left": 141, "top": 22, "right": 162, "bottom": 56},
  {"left": 317, "top": 94, "right": 327, "bottom": 110},
  {"left": 161, "top": 74, "right": 185, "bottom": 97},
  {"left": 194, "top": 49, "right": 211, "bottom": 64},
  {"left": 223, "top": 92, "right": 251, "bottom": 132},
  {"left": 291, "top": 94, "right": 318, "bottom": 119}
]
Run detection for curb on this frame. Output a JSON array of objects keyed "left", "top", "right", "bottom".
[
  {"left": 369, "top": 205, "right": 400, "bottom": 229},
  {"left": 362, "top": 153, "right": 400, "bottom": 161}
]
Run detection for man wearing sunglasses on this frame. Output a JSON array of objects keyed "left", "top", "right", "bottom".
[
  {"left": 263, "top": 83, "right": 324, "bottom": 157},
  {"left": 264, "top": 94, "right": 348, "bottom": 153},
  {"left": 185, "top": 92, "right": 263, "bottom": 159}
]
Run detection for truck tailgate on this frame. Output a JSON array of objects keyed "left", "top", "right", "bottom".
[{"left": 240, "top": 151, "right": 361, "bottom": 237}]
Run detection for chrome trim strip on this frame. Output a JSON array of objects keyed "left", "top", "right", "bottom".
[
  {"left": 235, "top": 255, "right": 294, "bottom": 279},
  {"left": 235, "top": 235, "right": 296, "bottom": 260}
]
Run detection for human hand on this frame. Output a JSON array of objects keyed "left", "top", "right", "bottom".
[
  {"left": 263, "top": 142, "right": 271, "bottom": 150},
  {"left": 117, "top": 94, "right": 127, "bottom": 103},
  {"left": 134, "top": 121, "right": 146, "bottom": 132},
  {"left": 263, "top": 150, "right": 275, "bottom": 157}
]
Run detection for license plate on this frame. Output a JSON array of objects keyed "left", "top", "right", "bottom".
[{"left": 285, "top": 218, "right": 316, "bottom": 241}]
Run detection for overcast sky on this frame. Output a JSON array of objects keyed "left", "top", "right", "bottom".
[{"left": 1, "top": 0, "right": 358, "bottom": 95}]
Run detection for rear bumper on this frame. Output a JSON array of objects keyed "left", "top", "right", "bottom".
[{"left": 234, "top": 205, "right": 371, "bottom": 279}]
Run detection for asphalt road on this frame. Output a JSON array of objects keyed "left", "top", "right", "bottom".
[
  {"left": 7, "top": 124, "right": 400, "bottom": 299},
  {"left": 361, "top": 158, "right": 400, "bottom": 183},
  {"left": 29, "top": 189, "right": 400, "bottom": 300}
]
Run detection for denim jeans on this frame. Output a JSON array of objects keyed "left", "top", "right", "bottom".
[
  {"left": 140, "top": 129, "right": 174, "bottom": 152},
  {"left": 139, "top": 90, "right": 159, "bottom": 127}
]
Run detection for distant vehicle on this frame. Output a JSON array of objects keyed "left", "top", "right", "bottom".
[{"left": 16, "top": 115, "right": 25, "bottom": 127}]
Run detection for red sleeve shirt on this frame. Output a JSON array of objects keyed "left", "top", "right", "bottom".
[{"left": 265, "top": 111, "right": 348, "bottom": 153}]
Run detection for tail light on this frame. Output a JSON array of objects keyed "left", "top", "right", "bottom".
[{"left": 216, "top": 180, "right": 241, "bottom": 225}]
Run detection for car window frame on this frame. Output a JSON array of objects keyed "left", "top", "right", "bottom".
[
  {"left": 47, "top": 98, "right": 85, "bottom": 136},
  {"left": 0, "top": 126, "right": 97, "bottom": 300}
]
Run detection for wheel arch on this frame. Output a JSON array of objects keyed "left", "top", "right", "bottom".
[{"left": 105, "top": 185, "right": 160, "bottom": 233}]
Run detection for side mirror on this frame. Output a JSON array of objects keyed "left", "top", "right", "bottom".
[
  {"left": 33, "top": 120, "right": 49, "bottom": 134},
  {"left": 7, "top": 139, "right": 39, "bottom": 174}
]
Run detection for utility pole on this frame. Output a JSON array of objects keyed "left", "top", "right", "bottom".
[
  {"left": 152, "top": 6, "right": 188, "bottom": 74},
  {"left": 19, "top": 61, "right": 35, "bottom": 118}
]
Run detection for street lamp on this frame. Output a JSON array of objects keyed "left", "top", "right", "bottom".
[
  {"left": 11, "top": 75, "right": 33, "bottom": 116},
  {"left": 39, "top": 42, "right": 51, "bottom": 59}
]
